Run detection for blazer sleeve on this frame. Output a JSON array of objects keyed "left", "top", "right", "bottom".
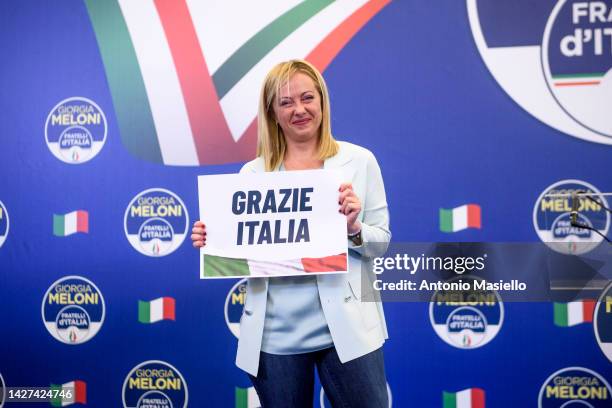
[
  {"left": 348, "top": 151, "right": 391, "bottom": 258},
  {"left": 239, "top": 160, "right": 258, "bottom": 174}
]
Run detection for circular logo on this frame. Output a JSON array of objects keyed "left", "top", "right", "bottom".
[
  {"left": 41, "top": 276, "right": 105, "bottom": 344},
  {"left": 533, "top": 179, "right": 609, "bottom": 255},
  {"left": 594, "top": 280, "right": 612, "bottom": 362},
  {"left": 45, "top": 97, "right": 107, "bottom": 164},
  {"left": 320, "top": 382, "right": 392, "bottom": 407},
  {"left": 225, "top": 279, "right": 247, "bottom": 338},
  {"left": 538, "top": 367, "right": 611, "bottom": 407},
  {"left": 124, "top": 189, "right": 189, "bottom": 257},
  {"left": 0, "top": 200, "right": 9, "bottom": 249},
  {"left": 429, "top": 276, "right": 504, "bottom": 349},
  {"left": 122, "top": 360, "right": 188, "bottom": 408},
  {"left": 542, "top": 0, "right": 612, "bottom": 138},
  {"left": 467, "top": 0, "right": 612, "bottom": 144}
]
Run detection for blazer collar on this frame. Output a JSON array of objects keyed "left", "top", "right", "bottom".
[{"left": 324, "top": 141, "right": 352, "bottom": 169}]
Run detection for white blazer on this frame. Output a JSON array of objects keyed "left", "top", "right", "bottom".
[{"left": 236, "top": 141, "right": 391, "bottom": 376}]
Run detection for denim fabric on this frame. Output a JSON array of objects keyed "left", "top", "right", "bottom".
[{"left": 249, "top": 347, "right": 388, "bottom": 408}]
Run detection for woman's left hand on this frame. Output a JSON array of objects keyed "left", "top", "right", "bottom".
[{"left": 339, "top": 182, "right": 362, "bottom": 235}]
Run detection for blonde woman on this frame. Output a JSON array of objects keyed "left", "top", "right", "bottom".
[{"left": 192, "top": 59, "right": 390, "bottom": 407}]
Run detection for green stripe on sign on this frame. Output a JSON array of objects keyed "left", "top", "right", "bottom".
[
  {"left": 204, "top": 254, "right": 250, "bottom": 277},
  {"left": 83, "top": 0, "right": 163, "bottom": 163},
  {"left": 554, "top": 303, "right": 568, "bottom": 327},
  {"left": 138, "top": 300, "right": 151, "bottom": 323},
  {"left": 212, "top": 0, "right": 334, "bottom": 98},
  {"left": 439, "top": 208, "right": 453, "bottom": 233},
  {"left": 53, "top": 214, "right": 64, "bottom": 236},
  {"left": 443, "top": 391, "right": 456, "bottom": 408}
]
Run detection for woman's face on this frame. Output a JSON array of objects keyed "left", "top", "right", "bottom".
[{"left": 273, "top": 72, "right": 322, "bottom": 145}]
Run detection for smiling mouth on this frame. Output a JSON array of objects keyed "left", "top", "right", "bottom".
[{"left": 292, "top": 118, "right": 311, "bottom": 125}]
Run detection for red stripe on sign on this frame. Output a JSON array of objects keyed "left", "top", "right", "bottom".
[
  {"left": 74, "top": 380, "right": 87, "bottom": 404},
  {"left": 583, "top": 299, "right": 595, "bottom": 323},
  {"left": 302, "top": 253, "right": 347, "bottom": 272},
  {"left": 471, "top": 388, "right": 485, "bottom": 408},
  {"left": 306, "top": 0, "right": 391, "bottom": 71},
  {"left": 155, "top": 0, "right": 252, "bottom": 165},
  {"left": 554, "top": 81, "right": 600, "bottom": 87},
  {"left": 163, "top": 297, "right": 176, "bottom": 321},
  {"left": 77, "top": 210, "right": 89, "bottom": 233},
  {"left": 467, "top": 204, "right": 481, "bottom": 229}
]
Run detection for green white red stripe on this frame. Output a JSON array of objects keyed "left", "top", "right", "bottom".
[
  {"left": 553, "top": 72, "right": 604, "bottom": 87},
  {"left": 50, "top": 380, "right": 87, "bottom": 406},
  {"left": 235, "top": 386, "right": 260, "bottom": 408},
  {"left": 443, "top": 388, "right": 485, "bottom": 408},
  {"left": 204, "top": 253, "right": 347, "bottom": 278},
  {"left": 554, "top": 299, "right": 595, "bottom": 327},
  {"left": 138, "top": 297, "right": 176, "bottom": 323},
  {"left": 84, "top": 0, "right": 390, "bottom": 165},
  {"left": 439, "top": 204, "right": 481, "bottom": 232},
  {"left": 53, "top": 211, "right": 89, "bottom": 236},
  {"left": 117, "top": 0, "right": 198, "bottom": 165}
]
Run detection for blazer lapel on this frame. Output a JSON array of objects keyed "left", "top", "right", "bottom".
[{"left": 324, "top": 142, "right": 353, "bottom": 169}]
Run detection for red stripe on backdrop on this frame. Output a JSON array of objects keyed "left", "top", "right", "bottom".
[
  {"left": 306, "top": 0, "right": 391, "bottom": 71},
  {"left": 302, "top": 253, "right": 347, "bottom": 272},
  {"left": 467, "top": 204, "right": 481, "bottom": 229},
  {"left": 471, "top": 388, "right": 485, "bottom": 408},
  {"left": 583, "top": 299, "right": 595, "bottom": 323},
  {"left": 74, "top": 380, "right": 87, "bottom": 403},
  {"left": 554, "top": 81, "right": 600, "bottom": 87},
  {"left": 154, "top": 0, "right": 255, "bottom": 164},
  {"left": 236, "top": 119, "right": 258, "bottom": 163},
  {"left": 233, "top": 1, "right": 392, "bottom": 162},
  {"left": 77, "top": 211, "right": 89, "bottom": 233},
  {"left": 163, "top": 297, "right": 176, "bottom": 320}
]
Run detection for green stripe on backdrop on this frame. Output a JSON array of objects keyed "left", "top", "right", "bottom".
[
  {"left": 52, "top": 214, "right": 64, "bottom": 236},
  {"left": 204, "top": 254, "right": 250, "bottom": 277},
  {"left": 212, "top": 0, "right": 334, "bottom": 99},
  {"left": 442, "top": 391, "right": 456, "bottom": 408},
  {"left": 83, "top": 0, "right": 163, "bottom": 163},
  {"left": 49, "top": 384, "right": 62, "bottom": 407},
  {"left": 138, "top": 300, "right": 151, "bottom": 323},
  {"left": 235, "top": 387, "right": 247, "bottom": 408},
  {"left": 553, "top": 303, "right": 568, "bottom": 326},
  {"left": 552, "top": 72, "right": 605, "bottom": 79},
  {"left": 439, "top": 209, "right": 453, "bottom": 232}
]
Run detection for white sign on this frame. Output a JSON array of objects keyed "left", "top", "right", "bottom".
[{"left": 198, "top": 170, "right": 348, "bottom": 278}]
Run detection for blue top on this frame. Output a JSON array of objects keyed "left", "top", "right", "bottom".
[{"left": 261, "top": 275, "right": 334, "bottom": 354}]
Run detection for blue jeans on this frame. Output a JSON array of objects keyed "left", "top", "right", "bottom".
[{"left": 249, "top": 346, "right": 388, "bottom": 408}]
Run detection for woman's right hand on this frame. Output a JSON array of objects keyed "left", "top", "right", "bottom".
[{"left": 191, "top": 220, "right": 207, "bottom": 248}]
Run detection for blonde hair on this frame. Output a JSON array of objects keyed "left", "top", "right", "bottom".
[{"left": 256, "top": 59, "right": 339, "bottom": 171}]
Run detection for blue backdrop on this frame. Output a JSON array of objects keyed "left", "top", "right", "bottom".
[{"left": 1, "top": 0, "right": 610, "bottom": 407}]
